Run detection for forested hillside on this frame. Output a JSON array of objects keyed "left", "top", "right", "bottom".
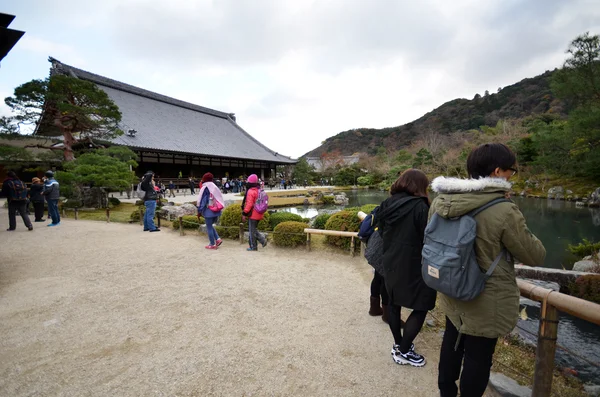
[{"left": 305, "top": 70, "right": 564, "bottom": 157}]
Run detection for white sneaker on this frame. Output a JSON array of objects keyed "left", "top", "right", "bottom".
[
  {"left": 390, "top": 343, "right": 414, "bottom": 356},
  {"left": 392, "top": 347, "right": 426, "bottom": 367}
]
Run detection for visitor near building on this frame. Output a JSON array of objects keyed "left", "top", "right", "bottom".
[
  {"left": 188, "top": 177, "right": 195, "bottom": 195},
  {"left": 42, "top": 170, "right": 61, "bottom": 227},
  {"left": 141, "top": 171, "right": 160, "bottom": 232},
  {"left": 376, "top": 169, "right": 435, "bottom": 368},
  {"left": 431, "top": 143, "right": 546, "bottom": 397},
  {"left": 242, "top": 174, "right": 267, "bottom": 251},
  {"left": 168, "top": 181, "right": 176, "bottom": 198},
  {"left": 29, "top": 177, "right": 45, "bottom": 222},
  {"left": 2, "top": 171, "right": 33, "bottom": 231},
  {"left": 197, "top": 172, "right": 224, "bottom": 250}
]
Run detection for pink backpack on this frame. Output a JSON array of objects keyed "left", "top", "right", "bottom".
[{"left": 253, "top": 189, "right": 269, "bottom": 214}]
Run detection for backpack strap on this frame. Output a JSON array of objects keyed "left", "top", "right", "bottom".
[
  {"left": 469, "top": 197, "right": 511, "bottom": 280},
  {"left": 468, "top": 197, "right": 511, "bottom": 218}
]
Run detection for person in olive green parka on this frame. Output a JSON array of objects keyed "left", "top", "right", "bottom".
[{"left": 431, "top": 143, "right": 546, "bottom": 397}]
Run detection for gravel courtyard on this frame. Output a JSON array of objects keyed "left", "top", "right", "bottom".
[{"left": 0, "top": 207, "right": 442, "bottom": 396}]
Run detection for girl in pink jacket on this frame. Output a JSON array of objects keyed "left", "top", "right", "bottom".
[{"left": 242, "top": 174, "right": 267, "bottom": 251}]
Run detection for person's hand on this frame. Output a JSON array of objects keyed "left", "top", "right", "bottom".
[{"left": 242, "top": 216, "right": 247, "bottom": 222}]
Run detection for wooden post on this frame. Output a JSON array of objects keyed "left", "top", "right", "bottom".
[
  {"left": 179, "top": 216, "right": 184, "bottom": 236},
  {"left": 139, "top": 207, "right": 143, "bottom": 225},
  {"left": 106, "top": 208, "right": 110, "bottom": 223},
  {"left": 239, "top": 222, "right": 244, "bottom": 244},
  {"left": 532, "top": 298, "right": 559, "bottom": 397},
  {"left": 350, "top": 236, "right": 355, "bottom": 257},
  {"left": 306, "top": 232, "right": 311, "bottom": 251},
  {"left": 157, "top": 214, "right": 161, "bottom": 228},
  {"left": 62, "top": 208, "right": 66, "bottom": 218},
  {"left": 360, "top": 241, "right": 366, "bottom": 257},
  {"left": 74, "top": 208, "right": 79, "bottom": 220}
]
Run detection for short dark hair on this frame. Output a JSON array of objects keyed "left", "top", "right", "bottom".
[
  {"left": 467, "top": 143, "right": 516, "bottom": 179},
  {"left": 390, "top": 168, "right": 429, "bottom": 197},
  {"left": 7, "top": 171, "right": 17, "bottom": 179}
]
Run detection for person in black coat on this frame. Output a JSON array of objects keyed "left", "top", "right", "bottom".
[
  {"left": 377, "top": 168, "right": 436, "bottom": 368},
  {"left": 29, "top": 177, "right": 46, "bottom": 222}
]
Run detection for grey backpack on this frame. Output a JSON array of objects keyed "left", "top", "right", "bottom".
[
  {"left": 421, "top": 198, "right": 510, "bottom": 301},
  {"left": 136, "top": 182, "right": 146, "bottom": 200}
]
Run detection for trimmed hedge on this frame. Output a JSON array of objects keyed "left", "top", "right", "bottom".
[
  {"left": 270, "top": 212, "right": 305, "bottom": 229},
  {"left": 321, "top": 195, "right": 335, "bottom": 205},
  {"left": 172, "top": 215, "right": 205, "bottom": 229},
  {"left": 313, "top": 213, "right": 331, "bottom": 230},
  {"left": 324, "top": 210, "right": 361, "bottom": 249},
  {"left": 273, "top": 221, "right": 307, "bottom": 247},
  {"left": 215, "top": 205, "right": 271, "bottom": 239},
  {"left": 569, "top": 275, "right": 600, "bottom": 304},
  {"left": 130, "top": 207, "right": 145, "bottom": 222},
  {"left": 108, "top": 197, "right": 121, "bottom": 207},
  {"left": 360, "top": 204, "right": 378, "bottom": 214}
]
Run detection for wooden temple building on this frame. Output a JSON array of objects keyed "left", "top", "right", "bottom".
[{"left": 34, "top": 58, "right": 296, "bottom": 181}]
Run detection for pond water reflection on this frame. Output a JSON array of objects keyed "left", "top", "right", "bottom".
[{"left": 279, "top": 189, "right": 600, "bottom": 269}]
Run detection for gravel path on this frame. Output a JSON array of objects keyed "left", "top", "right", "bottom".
[{"left": 0, "top": 207, "right": 442, "bottom": 396}]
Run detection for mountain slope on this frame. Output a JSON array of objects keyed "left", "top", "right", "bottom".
[{"left": 304, "top": 70, "right": 564, "bottom": 157}]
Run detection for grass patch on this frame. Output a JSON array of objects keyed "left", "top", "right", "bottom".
[{"left": 63, "top": 203, "right": 173, "bottom": 228}]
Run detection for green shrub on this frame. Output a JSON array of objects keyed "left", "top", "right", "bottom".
[
  {"left": 357, "top": 175, "right": 374, "bottom": 186},
  {"left": 313, "top": 213, "right": 331, "bottom": 230},
  {"left": 301, "top": 217, "right": 311, "bottom": 223},
  {"left": 270, "top": 212, "right": 304, "bottom": 229},
  {"left": 172, "top": 215, "right": 205, "bottom": 229},
  {"left": 273, "top": 221, "right": 307, "bottom": 247},
  {"left": 108, "top": 197, "right": 121, "bottom": 206},
  {"left": 130, "top": 206, "right": 145, "bottom": 222},
  {"left": 569, "top": 275, "right": 600, "bottom": 304},
  {"left": 321, "top": 195, "right": 335, "bottom": 205},
  {"left": 360, "top": 204, "right": 378, "bottom": 214},
  {"left": 324, "top": 209, "right": 361, "bottom": 249},
  {"left": 216, "top": 205, "right": 271, "bottom": 239},
  {"left": 568, "top": 239, "right": 600, "bottom": 258}
]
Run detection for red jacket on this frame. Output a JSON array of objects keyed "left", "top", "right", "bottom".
[{"left": 242, "top": 187, "right": 264, "bottom": 221}]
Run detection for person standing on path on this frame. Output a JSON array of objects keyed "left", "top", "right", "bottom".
[
  {"left": 168, "top": 181, "right": 176, "bottom": 198},
  {"left": 141, "top": 171, "right": 160, "bottom": 232},
  {"left": 376, "top": 169, "right": 435, "bottom": 368},
  {"left": 241, "top": 174, "right": 267, "bottom": 251},
  {"left": 197, "top": 173, "right": 224, "bottom": 250},
  {"left": 431, "top": 143, "right": 546, "bottom": 397},
  {"left": 2, "top": 171, "right": 33, "bottom": 231},
  {"left": 42, "top": 170, "right": 61, "bottom": 227},
  {"left": 29, "top": 177, "right": 45, "bottom": 222},
  {"left": 188, "top": 177, "right": 196, "bottom": 195}
]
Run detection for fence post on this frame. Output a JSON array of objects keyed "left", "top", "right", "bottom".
[
  {"left": 306, "top": 232, "right": 311, "bottom": 251},
  {"left": 360, "top": 241, "right": 365, "bottom": 257},
  {"left": 179, "top": 216, "right": 184, "bottom": 236},
  {"left": 239, "top": 222, "right": 244, "bottom": 244},
  {"left": 157, "top": 214, "right": 161, "bottom": 228},
  {"left": 62, "top": 208, "right": 66, "bottom": 218},
  {"left": 74, "top": 208, "right": 79, "bottom": 220},
  {"left": 350, "top": 236, "right": 355, "bottom": 257},
  {"left": 139, "top": 207, "right": 143, "bottom": 226},
  {"left": 532, "top": 297, "right": 559, "bottom": 396},
  {"left": 106, "top": 208, "right": 110, "bottom": 223}
]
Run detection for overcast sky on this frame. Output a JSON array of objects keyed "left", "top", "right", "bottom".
[{"left": 2, "top": 0, "right": 600, "bottom": 158}]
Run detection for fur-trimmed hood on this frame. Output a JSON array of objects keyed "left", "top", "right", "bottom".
[
  {"left": 431, "top": 176, "right": 511, "bottom": 194},
  {"left": 430, "top": 176, "right": 512, "bottom": 219}
]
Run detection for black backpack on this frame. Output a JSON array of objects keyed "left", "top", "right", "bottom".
[{"left": 8, "top": 179, "right": 28, "bottom": 201}]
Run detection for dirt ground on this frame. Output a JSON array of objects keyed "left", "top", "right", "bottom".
[{"left": 0, "top": 206, "right": 443, "bottom": 396}]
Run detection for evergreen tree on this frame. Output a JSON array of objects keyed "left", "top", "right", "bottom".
[{"left": 3, "top": 64, "right": 123, "bottom": 161}]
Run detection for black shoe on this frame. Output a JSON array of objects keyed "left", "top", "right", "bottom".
[
  {"left": 35, "top": 219, "right": 45, "bottom": 222},
  {"left": 150, "top": 228, "right": 161, "bottom": 232},
  {"left": 143, "top": 229, "right": 149, "bottom": 231},
  {"left": 6, "top": 229, "right": 15, "bottom": 231},
  {"left": 28, "top": 226, "right": 33, "bottom": 231}
]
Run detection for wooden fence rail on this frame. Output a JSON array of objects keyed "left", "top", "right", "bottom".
[
  {"left": 517, "top": 279, "right": 600, "bottom": 396},
  {"left": 303, "top": 228, "right": 364, "bottom": 256}
]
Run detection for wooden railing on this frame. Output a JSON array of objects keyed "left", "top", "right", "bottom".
[
  {"left": 517, "top": 279, "right": 600, "bottom": 396},
  {"left": 303, "top": 228, "right": 362, "bottom": 256}
]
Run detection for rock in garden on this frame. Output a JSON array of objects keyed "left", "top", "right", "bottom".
[
  {"left": 488, "top": 372, "right": 531, "bottom": 397},
  {"left": 547, "top": 186, "right": 564, "bottom": 200},
  {"left": 573, "top": 260, "right": 598, "bottom": 272},
  {"left": 589, "top": 187, "right": 600, "bottom": 207}
]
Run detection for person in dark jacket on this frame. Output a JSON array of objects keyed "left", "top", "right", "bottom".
[
  {"left": 188, "top": 177, "right": 196, "bottom": 195},
  {"left": 141, "top": 171, "right": 160, "bottom": 232},
  {"left": 377, "top": 168, "right": 435, "bottom": 367},
  {"left": 30, "top": 177, "right": 46, "bottom": 222},
  {"left": 42, "top": 170, "right": 60, "bottom": 226},
  {"left": 2, "top": 171, "right": 33, "bottom": 231}
]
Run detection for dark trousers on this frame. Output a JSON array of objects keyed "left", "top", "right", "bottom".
[
  {"left": 248, "top": 219, "right": 266, "bottom": 249},
  {"left": 370, "top": 271, "right": 389, "bottom": 305},
  {"left": 438, "top": 316, "right": 498, "bottom": 397},
  {"left": 388, "top": 305, "right": 427, "bottom": 353},
  {"left": 8, "top": 201, "right": 32, "bottom": 230},
  {"left": 47, "top": 199, "right": 60, "bottom": 224},
  {"left": 32, "top": 201, "right": 45, "bottom": 221}
]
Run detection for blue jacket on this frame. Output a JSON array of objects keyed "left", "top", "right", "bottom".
[
  {"left": 198, "top": 188, "right": 222, "bottom": 218},
  {"left": 43, "top": 178, "right": 60, "bottom": 200}
]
